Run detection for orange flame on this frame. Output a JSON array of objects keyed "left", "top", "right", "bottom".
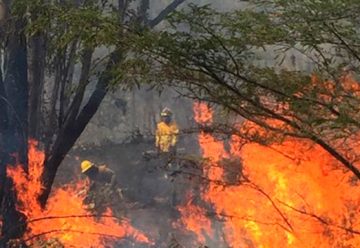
[
  {"left": 183, "top": 102, "right": 360, "bottom": 247},
  {"left": 193, "top": 102, "right": 226, "bottom": 182},
  {"left": 7, "top": 140, "right": 150, "bottom": 247},
  {"left": 175, "top": 197, "right": 213, "bottom": 244}
]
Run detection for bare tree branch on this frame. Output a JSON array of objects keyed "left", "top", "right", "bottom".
[
  {"left": 209, "top": 211, "right": 293, "bottom": 234},
  {"left": 6, "top": 214, "right": 123, "bottom": 236},
  {"left": 63, "top": 48, "right": 93, "bottom": 124},
  {"left": 148, "top": 0, "right": 186, "bottom": 28},
  {"left": 279, "top": 200, "right": 360, "bottom": 235},
  {"left": 246, "top": 182, "right": 294, "bottom": 233}
]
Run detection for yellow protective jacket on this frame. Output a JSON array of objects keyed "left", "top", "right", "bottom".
[{"left": 155, "top": 121, "right": 179, "bottom": 152}]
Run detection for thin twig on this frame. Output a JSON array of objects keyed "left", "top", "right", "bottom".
[
  {"left": 28, "top": 214, "right": 124, "bottom": 224},
  {"left": 278, "top": 200, "right": 360, "bottom": 235},
  {"left": 24, "top": 229, "right": 127, "bottom": 242}
]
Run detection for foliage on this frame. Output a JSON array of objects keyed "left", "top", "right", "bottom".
[{"left": 127, "top": 1, "right": 360, "bottom": 177}]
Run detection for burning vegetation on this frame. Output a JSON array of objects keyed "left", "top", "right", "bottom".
[
  {"left": 174, "top": 102, "right": 360, "bottom": 247},
  {"left": 4, "top": 96, "right": 360, "bottom": 247},
  {"left": 6, "top": 140, "right": 150, "bottom": 247},
  {"left": 1, "top": 1, "right": 360, "bottom": 246},
  {"left": 3, "top": 75, "right": 360, "bottom": 247}
]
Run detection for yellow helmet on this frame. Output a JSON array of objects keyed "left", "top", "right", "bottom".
[{"left": 81, "top": 160, "right": 93, "bottom": 173}]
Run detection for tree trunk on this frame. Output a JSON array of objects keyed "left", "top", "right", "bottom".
[
  {"left": 0, "top": 13, "right": 28, "bottom": 242},
  {"left": 58, "top": 40, "right": 77, "bottom": 128},
  {"left": 0, "top": 179, "right": 27, "bottom": 243},
  {"left": 28, "top": 34, "right": 46, "bottom": 139},
  {"left": 38, "top": 50, "right": 122, "bottom": 207},
  {"left": 138, "top": 0, "right": 149, "bottom": 25},
  {"left": 0, "top": 62, "right": 8, "bottom": 211},
  {"left": 3, "top": 20, "right": 28, "bottom": 165}
]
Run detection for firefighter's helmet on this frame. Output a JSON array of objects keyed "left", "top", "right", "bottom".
[
  {"left": 81, "top": 160, "right": 94, "bottom": 173},
  {"left": 160, "top": 107, "right": 173, "bottom": 117}
]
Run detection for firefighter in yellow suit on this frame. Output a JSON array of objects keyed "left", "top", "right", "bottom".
[
  {"left": 80, "top": 160, "right": 124, "bottom": 216},
  {"left": 155, "top": 107, "right": 179, "bottom": 154},
  {"left": 156, "top": 108, "right": 180, "bottom": 207}
]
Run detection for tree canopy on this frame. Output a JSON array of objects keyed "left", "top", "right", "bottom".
[{"left": 127, "top": 0, "right": 360, "bottom": 179}]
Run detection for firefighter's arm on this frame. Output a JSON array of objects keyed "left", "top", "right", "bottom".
[
  {"left": 101, "top": 166, "right": 117, "bottom": 189},
  {"left": 155, "top": 125, "right": 160, "bottom": 148},
  {"left": 155, "top": 129, "right": 160, "bottom": 147},
  {"left": 108, "top": 170, "right": 117, "bottom": 189},
  {"left": 171, "top": 124, "right": 179, "bottom": 146}
]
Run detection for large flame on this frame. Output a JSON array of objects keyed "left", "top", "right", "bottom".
[
  {"left": 7, "top": 140, "right": 150, "bottom": 247},
  {"left": 177, "top": 102, "right": 360, "bottom": 247}
]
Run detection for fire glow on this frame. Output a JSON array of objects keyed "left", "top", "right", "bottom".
[
  {"left": 177, "top": 102, "right": 360, "bottom": 247},
  {"left": 7, "top": 140, "right": 150, "bottom": 247}
]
